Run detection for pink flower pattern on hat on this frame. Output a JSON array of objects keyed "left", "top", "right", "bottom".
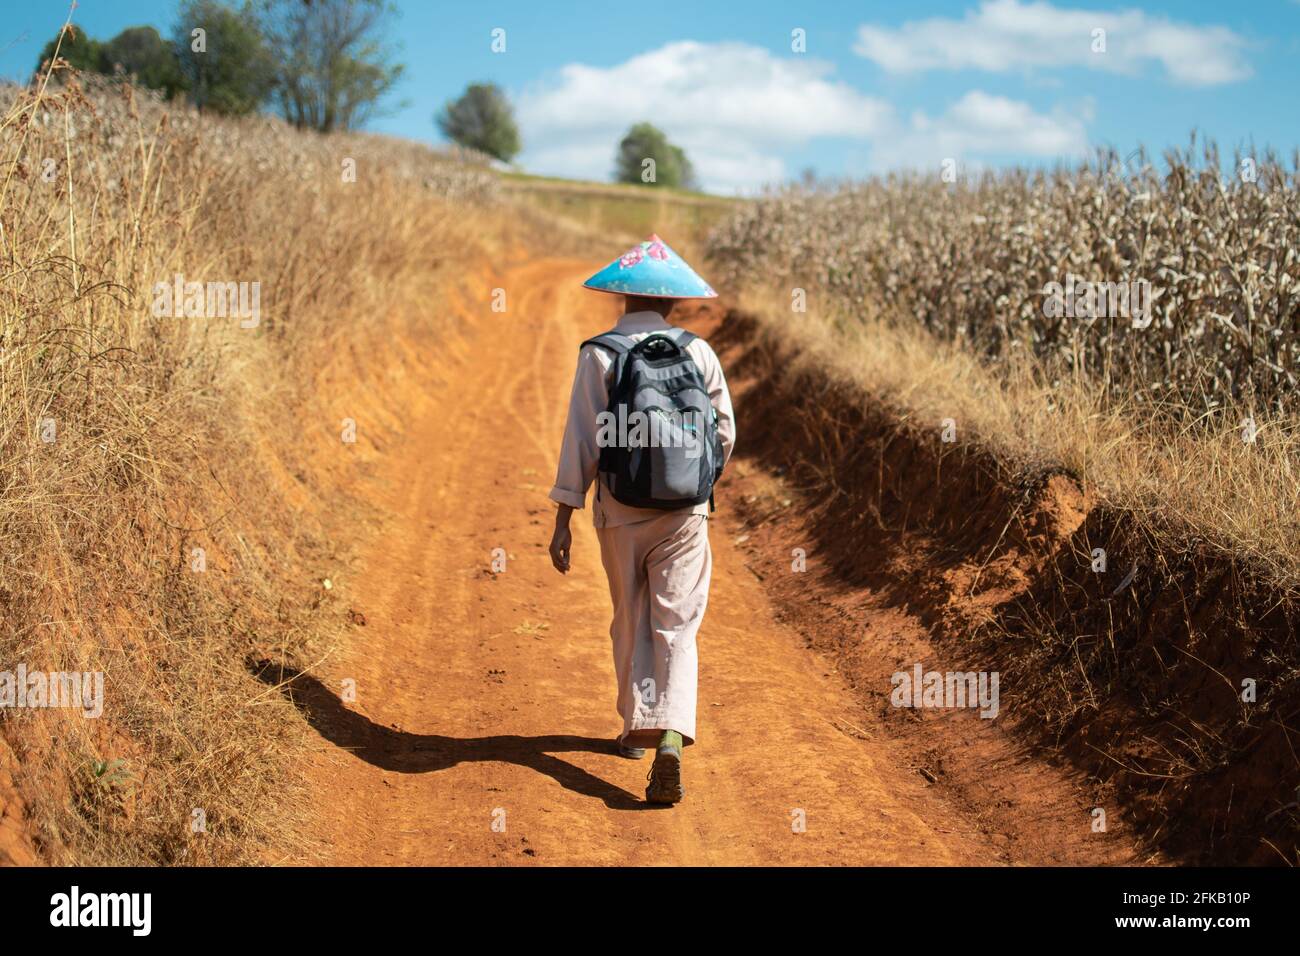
[{"left": 585, "top": 233, "right": 716, "bottom": 298}]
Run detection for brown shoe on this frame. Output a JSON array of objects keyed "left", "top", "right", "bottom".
[
  {"left": 645, "top": 741, "right": 684, "bottom": 804},
  {"left": 616, "top": 736, "right": 646, "bottom": 759}
]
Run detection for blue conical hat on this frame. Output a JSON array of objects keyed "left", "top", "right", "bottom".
[{"left": 583, "top": 234, "right": 717, "bottom": 299}]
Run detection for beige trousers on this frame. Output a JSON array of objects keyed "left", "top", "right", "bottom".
[{"left": 596, "top": 512, "right": 711, "bottom": 748}]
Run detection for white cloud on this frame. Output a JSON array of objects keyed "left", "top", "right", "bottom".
[
  {"left": 515, "top": 38, "right": 1102, "bottom": 191},
  {"left": 871, "top": 90, "right": 1091, "bottom": 171},
  {"left": 854, "top": 0, "right": 1252, "bottom": 87},
  {"left": 517, "top": 41, "right": 892, "bottom": 194}
]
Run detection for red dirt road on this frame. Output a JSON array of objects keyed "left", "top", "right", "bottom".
[{"left": 294, "top": 259, "right": 1139, "bottom": 865}]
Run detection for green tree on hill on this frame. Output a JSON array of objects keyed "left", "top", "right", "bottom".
[
  {"left": 35, "top": 25, "right": 184, "bottom": 99},
  {"left": 174, "top": 0, "right": 275, "bottom": 116},
  {"left": 34, "top": 25, "right": 105, "bottom": 77},
  {"left": 614, "top": 122, "right": 695, "bottom": 189},
  {"left": 102, "top": 26, "right": 186, "bottom": 98},
  {"left": 436, "top": 83, "right": 521, "bottom": 162},
  {"left": 33, "top": 1, "right": 403, "bottom": 127}
]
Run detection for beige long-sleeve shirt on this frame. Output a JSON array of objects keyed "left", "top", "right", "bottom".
[{"left": 549, "top": 310, "right": 736, "bottom": 528}]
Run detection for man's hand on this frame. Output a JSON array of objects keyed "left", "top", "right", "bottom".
[{"left": 549, "top": 505, "right": 574, "bottom": 573}]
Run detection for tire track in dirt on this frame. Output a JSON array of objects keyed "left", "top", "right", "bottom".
[{"left": 290, "top": 258, "right": 1107, "bottom": 865}]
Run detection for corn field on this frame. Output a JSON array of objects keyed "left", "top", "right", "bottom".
[{"left": 707, "top": 142, "right": 1300, "bottom": 418}]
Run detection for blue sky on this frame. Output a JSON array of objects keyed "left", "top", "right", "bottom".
[{"left": 3, "top": 0, "right": 1297, "bottom": 193}]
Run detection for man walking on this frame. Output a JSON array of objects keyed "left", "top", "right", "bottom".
[{"left": 548, "top": 235, "right": 735, "bottom": 805}]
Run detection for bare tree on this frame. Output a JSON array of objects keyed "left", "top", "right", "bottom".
[{"left": 259, "top": 0, "right": 403, "bottom": 133}]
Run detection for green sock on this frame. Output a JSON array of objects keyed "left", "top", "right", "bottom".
[{"left": 659, "top": 730, "right": 683, "bottom": 752}]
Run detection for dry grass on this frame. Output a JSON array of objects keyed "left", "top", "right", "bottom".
[
  {"left": 0, "top": 51, "right": 503, "bottom": 865},
  {"left": 734, "top": 283, "right": 1300, "bottom": 591}
]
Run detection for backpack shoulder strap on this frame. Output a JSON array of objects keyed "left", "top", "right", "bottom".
[
  {"left": 580, "top": 331, "right": 635, "bottom": 355},
  {"left": 657, "top": 328, "right": 698, "bottom": 350},
  {"left": 581, "top": 331, "right": 636, "bottom": 392}
]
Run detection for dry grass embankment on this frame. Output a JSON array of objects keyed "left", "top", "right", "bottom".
[
  {"left": 0, "top": 56, "right": 516, "bottom": 865},
  {"left": 704, "top": 149, "right": 1300, "bottom": 863},
  {"left": 707, "top": 147, "right": 1300, "bottom": 589}
]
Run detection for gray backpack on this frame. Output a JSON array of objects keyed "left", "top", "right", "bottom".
[{"left": 581, "top": 328, "right": 723, "bottom": 511}]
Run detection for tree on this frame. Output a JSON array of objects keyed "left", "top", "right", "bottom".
[
  {"left": 436, "top": 83, "right": 521, "bottom": 162},
  {"left": 258, "top": 0, "right": 405, "bottom": 133},
  {"left": 614, "top": 123, "right": 695, "bottom": 189},
  {"left": 33, "top": 25, "right": 104, "bottom": 77},
  {"left": 175, "top": 0, "right": 275, "bottom": 116},
  {"left": 102, "top": 27, "right": 186, "bottom": 98},
  {"left": 33, "top": 24, "right": 186, "bottom": 99}
]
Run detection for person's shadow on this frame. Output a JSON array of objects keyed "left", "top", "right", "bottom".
[{"left": 248, "top": 659, "right": 654, "bottom": 810}]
